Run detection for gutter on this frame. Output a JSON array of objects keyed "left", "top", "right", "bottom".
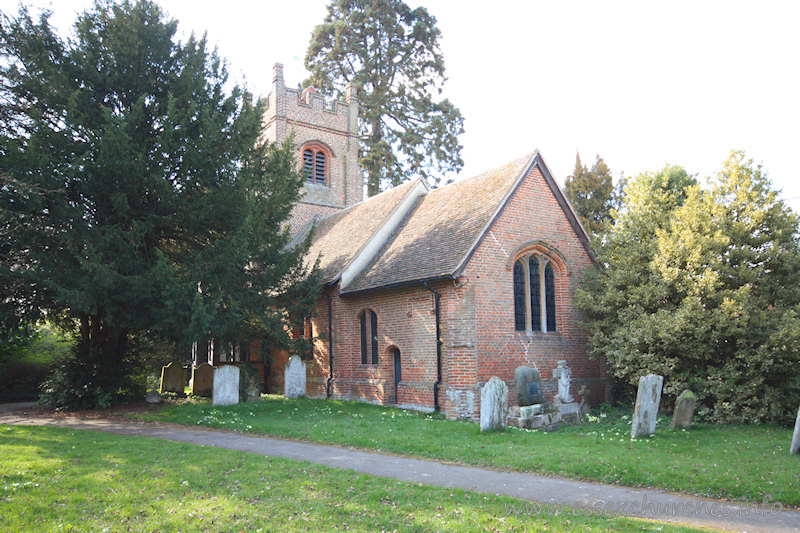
[{"left": 423, "top": 281, "right": 442, "bottom": 412}]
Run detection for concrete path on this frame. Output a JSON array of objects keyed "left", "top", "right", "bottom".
[{"left": 1, "top": 403, "right": 799, "bottom": 533}]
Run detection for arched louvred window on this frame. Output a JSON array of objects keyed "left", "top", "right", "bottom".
[
  {"left": 544, "top": 262, "right": 556, "bottom": 331},
  {"left": 359, "top": 309, "right": 378, "bottom": 365},
  {"left": 529, "top": 256, "right": 541, "bottom": 331},
  {"left": 314, "top": 151, "right": 326, "bottom": 184},
  {"left": 303, "top": 149, "right": 314, "bottom": 180},
  {"left": 301, "top": 144, "right": 329, "bottom": 185},
  {"left": 513, "top": 260, "right": 526, "bottom": 331}
]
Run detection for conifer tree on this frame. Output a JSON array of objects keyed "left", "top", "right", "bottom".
[
  {"left": 0, "top": 1, "right": 318, "bottom": 408},
  {"left": 305, "top": 0, "right": 464, "bottom": 196},
  {"left": 564, "top": 153, "right": 615, "bottom": 237}
]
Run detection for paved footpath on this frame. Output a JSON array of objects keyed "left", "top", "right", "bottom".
[{"left": 2, "top": 403, "right": 799, "bottom": 533}]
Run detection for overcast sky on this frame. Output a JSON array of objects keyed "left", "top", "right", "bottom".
[{"left": 4, "top": 0, "right": 799, "bottom": 212}]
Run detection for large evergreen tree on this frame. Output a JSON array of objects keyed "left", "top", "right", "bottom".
[
  {"left": 577, "top": 153, "right": 800, "bottom": 424},
  {"left": 564, "top": 153, "right": 615, "bottom": 237},
  {"left": 0, "top": 1, "right": 317, "bottom": 408},
  {"left": 305, "top": 0, "right": 464, "bottom": 196}
]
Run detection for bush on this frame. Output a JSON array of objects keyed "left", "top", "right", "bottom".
[
  {"left": 39, "top": 340, "right": 146, "bottom": 411},
  {"left": 0, "top": 324, "right": 71, "bottom": 402}
]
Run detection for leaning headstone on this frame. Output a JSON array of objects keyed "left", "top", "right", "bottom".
[
  {"left": 515, "top": 366, "right": 543, "bottom": 406},
  {"left": 239, "top": 363, "right": 261, "bottom": 403},
  {"left": 159, "top": 362, "right": 186, "bottom": 394},
  {"left": 284, "top": 355, "right": 307, "bottom": 399},
  {"left": 145, "top": 389, "right": 161, "bottom": 404},
  {"left": 631, "top": 374, "right": 664, "bottom": 438},
  {"left": 213, "top": 365, "right": 240, "bottom": 406},
  {"left": 668, "top": 390, "right": 697, "bottom": 429},
  {"left": 480, "top": 376, "right": 508, "bottom": 432},
  {"left": 191, "top": 363, "right": 214, "bottom": 397},
  {"left": 791, "top": 404, "right": 800, "bottom": 455}
]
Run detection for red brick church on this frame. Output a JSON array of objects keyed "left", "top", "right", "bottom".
[{"left": 199, "top": 63, "right": 607, "bottom": 419}]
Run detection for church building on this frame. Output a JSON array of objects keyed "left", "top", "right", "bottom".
[{"left": 263, "top": 63, "right": 606, "bottom": 419}]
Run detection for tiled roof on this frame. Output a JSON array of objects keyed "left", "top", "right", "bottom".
[
  {"left": 341, "top": 153, "right": 535, "bottom": 294},
  {"left": 304, "top": 179, "right": 421, "bottom": 283}
]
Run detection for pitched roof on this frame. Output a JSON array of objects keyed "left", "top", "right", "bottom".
[
  {"left": 341, "top": 153, "right": 535, "bottom": 294},
  {"left": 303, "top": 178, "right": 423, "bottom": 284},
  {"left": 303, "top": 151, "right": 593, "bottom": 295}
]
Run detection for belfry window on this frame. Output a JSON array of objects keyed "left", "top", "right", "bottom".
[
  {"left": 302, "top": 147, "right": 327, "bottom": 184},
  {"left": 513, "top": 255, "right": 557, "bottom": 332},
  {"left": 359, "top": 309, "right": 378, "bottom": 365}
]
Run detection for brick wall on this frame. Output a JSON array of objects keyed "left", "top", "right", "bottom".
[{"left": 267, "top": 163, "right": 607, "bottom": 419}]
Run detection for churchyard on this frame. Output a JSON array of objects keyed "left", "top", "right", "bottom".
[
  {"left": 135, "top": 393, "right": 800, "bottom": 509},
  {"left": 0, "top": 425, "right": 701, "bottom": 532}
]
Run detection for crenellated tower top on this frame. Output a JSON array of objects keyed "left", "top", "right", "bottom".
[{"left": 264, "top": 63, "right": 362, "bottom": 233}]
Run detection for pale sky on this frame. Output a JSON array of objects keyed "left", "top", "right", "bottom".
[{"left": 4, "top": 0, "right": 800, "bottom": 212}]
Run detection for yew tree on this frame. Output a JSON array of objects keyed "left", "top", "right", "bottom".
[
  {"left": 0, "top": 1, "right": 317, "bottom": 408},
  {"left": 305, "top": 0, "right": 464, "bottom": 196}
]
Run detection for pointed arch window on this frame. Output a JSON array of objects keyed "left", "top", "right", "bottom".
[
  {"left": 359, "top": 309, "right": 378, "bottom": 365},
  {"left": 513, "top": 254, "right": 557, "bottom": 332},
  {"left": 302, "top": 145, "right": 328, "bottom": 185}
]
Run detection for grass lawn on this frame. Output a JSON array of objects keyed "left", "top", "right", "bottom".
[
  {"left": 134, "top": 395, "right": 800, "bottom": 508},
  {"left": 0, "top": 425, "right": 704, "bottom": 532}
]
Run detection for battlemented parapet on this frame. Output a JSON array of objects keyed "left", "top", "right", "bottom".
[{"left": 264, "top": 63, "right": 362, "bottom": 232}]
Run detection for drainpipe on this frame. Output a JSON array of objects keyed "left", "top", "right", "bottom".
[
  {"left": 424, "top": 281, "right": 442, "bottom": 412},
  {"left": 325, "top": 292, "right": 334, "bottom": 398}
]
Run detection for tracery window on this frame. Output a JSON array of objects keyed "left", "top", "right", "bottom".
[{"left": 513, "top": 254, "right": 557, "bottom": 332}]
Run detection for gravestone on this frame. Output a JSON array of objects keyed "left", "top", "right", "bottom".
[
  {"left": 791, "top": 404, "right": 800, "bottom": 455},
  {"left": 514, "top": 366, "right": 542, "bottom": 406},
  {"left": 552, "top": 360, "right": 574, "bottom": 403},
  {"left": 284, "top": 355, "right": 306, "bottom": 399},
  {"left": 239, "top": 363, "right": 261, "bottom": 403},
  {"left": 577, "top": 385, "right": 591, "bottom": 419},
  {"left": 668, "top": 390, "right": 696, "bottom": 429},
  {"left": 480, "top": 376, "right": 508, "bottom": 432},
  {"left": 191, "top": 363, "right": 214, "bottom": 397},
  {"left": 213, "top": 365, "right": 240, "bottom": 406},
  {"left": 159, "top": 362, "right": 186, "bottom": 394},
  {"left": 145, "top": 389, "right": 161, "bottom": 404},
  {"left": 631, "top": 374, "right": 664, "bottom": 438}
]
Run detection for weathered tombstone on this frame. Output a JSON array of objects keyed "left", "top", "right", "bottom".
[
  {"left": 145, "top": 389, "right": 161, "bottom": 404},
  {"left": 514, "top": 366, "right": 542, "bottom": 406},
  {"left": 159, "top": 362, "right": 187, "bottom": 394},
  {"left": 668, "top": 390, "right": 696, "bottom": 429},
  {"left": 631, "top": 374, "right": 664, "bottom": 438},
  {"left": 213, "top": 365, "right": 240, "bottom": 406},
  {"left": 284, "top": 355, "right": 306, "bottom": 399},
  {"left": 480, "top": 376, "right": 508, "bottom": 432},
  {"left": 191, "top": 363, "right": 214, "bottom": 397},
  {"left": 552, "top": 360, "right": 574, "bottom": 403},
  {"left": 239, "top": 363, "right": 261, "bottom": 403},
  {"left": 791, "top": 404, "right": 800, "bottom": 455},
  {"left": 578, "top": 385, "right": 591, "bottom": 419}
]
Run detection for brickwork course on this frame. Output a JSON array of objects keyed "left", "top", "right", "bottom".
[{"left": 266, "top": 64, "right": 607, "bottom": 420}]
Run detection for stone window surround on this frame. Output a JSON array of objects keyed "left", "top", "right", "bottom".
[{"left": 510, "top": 242, "right": 565, "bottom": 333}]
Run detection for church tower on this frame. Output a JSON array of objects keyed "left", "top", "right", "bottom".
[{"left": 263, "top": 63, "right": 362, "bottom": 233}]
